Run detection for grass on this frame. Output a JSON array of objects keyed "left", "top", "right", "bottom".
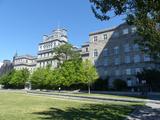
[{"left": 0, "top": 91, "right": 143, "bottom": 120}]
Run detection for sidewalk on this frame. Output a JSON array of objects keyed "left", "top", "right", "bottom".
[
  {"left": 126, "top": 103, "right": 160, "bottom": 120},
  {"left": 27, "top": 90, "right": 160, "bottom": 104}
]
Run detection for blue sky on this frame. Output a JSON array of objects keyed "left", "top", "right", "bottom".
[{"left": 0, "top": 0, "right": 124, "bottom": 61}]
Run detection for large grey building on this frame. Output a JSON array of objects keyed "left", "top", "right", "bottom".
[
  {"left": 37, "top": 28, "right": 68, "bottom": 68},
  {"left": 13, "top": 54, "right": 37, "bottom": 73},
  {"left": 81, "top": 23, "right": 160, "bottom": 88},
  {"left": 0, "top": 60, "right": 13, "bottom": 76},
  {"left": 11, "top": 28, "right": 68, "bottom": 73}
]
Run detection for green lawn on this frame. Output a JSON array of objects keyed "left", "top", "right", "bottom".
[{"left": 0, "top": 91, "right": 143, "bottom": 120}]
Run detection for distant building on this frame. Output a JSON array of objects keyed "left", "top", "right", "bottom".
[
  {"left": 37, "top": 28, "right": 68, "bottom": 68},
  {"left": 81, "top": 42, "right": 89, "bottom": 61},
  {"left": 13, "top": 54, "right": 37, "bottom": 73},
  {"left": 0, "top": 60, "right": 13, "bottom": 76},
  {"left": 81, "top": 23, "right": 160, "bottom": 88}
]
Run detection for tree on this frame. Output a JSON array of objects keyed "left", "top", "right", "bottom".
[
  {"left": 53, "top": 43, "right": 81, "bottom": 67},
  {"left": 0, "top": 70, "right": 15, "bottom": 88},
  {"left": 46, "top": 68, "right": 63, "bottom": 89},
  {"left": 30, "top": 68, "right": 48, "bottom": 89},
  {"left": 81, "top": 60, "right": 99, "bottom": 94},
  {"left": 90, "top": 0, "right": 160, "bottom": 59},
  {"left": 58, "top": 59, "right": 83, "bottom": 87},
  {"left": 136, "top": 69, "right": 160, "bottom": 92},
  {"left": 10, "top": 69, "right": 30, "bottom": 89}
]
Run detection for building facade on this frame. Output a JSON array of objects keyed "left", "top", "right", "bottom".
[
  {"left": 37, "top": 28, "right": 68, "bottom": 68},
  {"left": 13, "top": 55, "right": 37, "bottom": 73},
  {"left": 0, "top": 60, "right": 13, "bottom": 76},
  {"left": 12, "top": 28, "right": 68, "bottom": 72},
  {"left": 82, "top": 23, "right": 160, "bottom": 87},
  {"left": 81, "top": 42, "right": 90, "bottom": 61}
]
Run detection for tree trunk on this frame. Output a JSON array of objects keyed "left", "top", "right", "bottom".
[{"left": 88, "top": 84, "right": 91, "bottom": 94}]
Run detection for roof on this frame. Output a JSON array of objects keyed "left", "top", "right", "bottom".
[
  {"left": 89, "top": 26, "right": 116, "bottom": 36},
  {"left": 15, "top": 55, "right": 37, "bottom": 60}
]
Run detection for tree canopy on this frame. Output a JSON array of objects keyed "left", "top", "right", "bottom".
[
  {"left": 53, "top": 43, "right": 81, "bottom": 67},
  {"left": 81, "top": 60, "right": 99, "bottom": 93},
  {"left": 0, "top": 69, "right": 29, "bottom": 89},
  {"left": 136, "top": 69, "right": 160, "bottom": 92},
  {"left": 90, "top": 0, "right": 160, "bottom": 59}
]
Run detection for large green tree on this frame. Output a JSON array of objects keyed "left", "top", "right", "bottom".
[
  {"left": 81, "top": 60, "right": 99, "bottom": 94},
  {"left": 10, "top": 69, "right": 30, "bottom": 88},
  {"left": 0, "top": 69, "right": 29, "bottom": 89},
  {"left": 58, "top": 59, "right": 83, "bottom": 87},
  {"left": 0, "top": 70, "right": 15, "bottom": 88},
  {"left": 90, "top": 0, "right": 160, "bottom": 59},
  {"left": 53, "top": 43, "right": 81, "bottom": 67},
  {"left": 45, "top": 68, "right": 63, "bottom": 89},
  {"left": 30, "top": 67, "right": 48, "bottom": 89}
]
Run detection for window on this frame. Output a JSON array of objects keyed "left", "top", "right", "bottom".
[
  {"left": 93, "top": 49, "right": 98, "bottom": 57},
  {"left": 113, "top": 32, "right": 119, "bottom": 37},
  {"left": 104, "top": 34, "right": 107, "bottom": 40},
  {"left": 123, "top": 28, "right": 129, "bottom": 35},
  {"left": 126, "top": 69, "right": 131, "bottom": 75},
  {"left": 124, "top": 44, "right": 130, "bottom": 52},
  {"left": 131, "top": 27, "right": 137, "bottom": 33},
  {"left": 54, "top": 42, "right": 56, "bottom": 47},
  {"left": 114, "top": 57, "right": 120, "bottom": 65},
  {"left": 93, "top": 36, "right": 98, "bottom": 42},
  {"left": 133, "top": 44, "right": 139, "bottom": 51},
  {"left": 144, "top": 54, "right": 151, "bottom": 62},
  {"left": 115, "top": 70, "right": 120, "bottom": 76},
  {"left": 86, "top": 47, "right": 89, "bottom": 52},
  {"left": 125, "top": 55, "right": 131, "bottom": 63},
  {"left": 134, "top": 55, "right": 140, "bottom": 63},
  {"left": 104, "top": 71, "right": 108, "bottom": 76},
  {"left": 114, "top": 46, "right": 119, "bottom": 54},
  {"left": 127, "top": 78, "right": 132, "bottom": 87},
  {"left": 135, "top": 68, "right": 141, "bottom": 74},
  {"left": 103, "top": 48, "right": 108, "bottom": 56},
  {"left": 104, "top": 58, "right": 108, "bottom": 66}
]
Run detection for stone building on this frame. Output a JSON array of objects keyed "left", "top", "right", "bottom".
[
  {"left": 81, "top": 23, "right": 160, "bottom": 88},
  {"left": 13, "top": 54, "right": 37, "bottom": 73},
  {"left": 81, "top": 42, "right": 89, "bottom": 61},
  {"left": 37, "top": 28, "right": 68, "bottom": 68},
  {"left": 0, "top": 60, "right": 13, "bottom": 76}
]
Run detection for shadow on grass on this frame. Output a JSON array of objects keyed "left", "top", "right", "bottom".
[{"left": 33, "top": 104, "right": 136, "bottom": 120}]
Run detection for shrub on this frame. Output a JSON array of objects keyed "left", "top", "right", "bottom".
[
  {"left": 93, "top": 77, "right": 109, "bottom": 91},
  {"left": 113, "top": 79, "right": 127, "bottom": 91}
]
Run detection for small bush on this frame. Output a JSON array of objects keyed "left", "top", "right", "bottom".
[
  {"left": 113, "top": 79, "right": 127, "bottom": 91},
  {"left": 92, "top": 77, "right": 108, "bottom": 91}
]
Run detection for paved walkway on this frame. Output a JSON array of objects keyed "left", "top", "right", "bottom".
[
  {"left": 27, "top": 90, "right": 160, "bottom": 104},
  {"left": 127, "top": 102, "right": 160, "bottom": 120}
]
